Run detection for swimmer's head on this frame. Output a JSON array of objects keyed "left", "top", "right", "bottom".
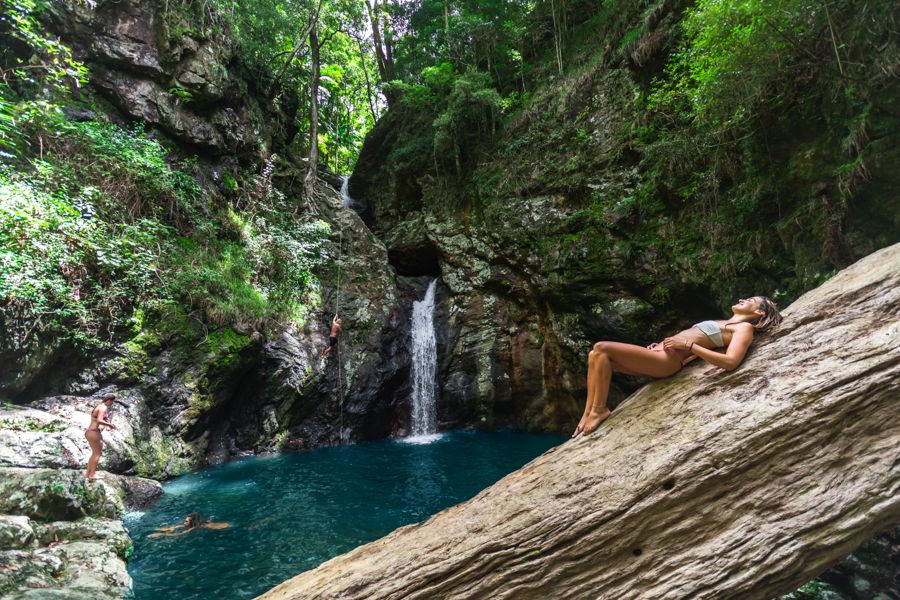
[
  {"left": 102, "top": 392, "right": 116, "bottom": 405},
  {"left": 185, "top": 512, "right": 204, "bottom": 529}
]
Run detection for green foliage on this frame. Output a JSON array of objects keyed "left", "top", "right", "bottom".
[
  {"left": 168, "top": 86, "right": 195, "bottom": 102},
  {"left": 0, "top": 0, "right": 87, "bottom": 149},
  {"left": 26, "top": 115, "right": 204, "bottom": 228},
  {"left": 372, "top": 0, "right": 898, "bottom": 318},
  {"left": 2, "top": 109, "right": 329, "bottom": 349},
  {"left": 196, "top": 0, "right": 378, "bottom": 174},
  {"left": 0, "top": 2, "right": 336, "bottom": 346},
  {"left": 0, "top": 172, "right": 166, "bottom": 346},
  {"left": 393, "top": 0, "right": 531, "bottom": 95},
  {"left": 649, "top": 0, "right": 801, "bottom": 129},
  {"left": 432, "top": 70, "right": 502, "bottom": 171}
]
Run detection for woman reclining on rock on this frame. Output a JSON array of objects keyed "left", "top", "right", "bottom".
[{"left": 573, "top": 296, "right": 782, "bottom": 437}]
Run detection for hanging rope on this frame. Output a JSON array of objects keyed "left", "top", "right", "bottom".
[{"left": 335, "top": 222, "right": 344, "bottom": 446}]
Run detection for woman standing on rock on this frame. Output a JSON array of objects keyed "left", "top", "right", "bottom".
[
  {"left": 573, "top": 297, "right": 782, "bottom": 437},
  {"left": 85, "top": 392, "right": 116, "bottom": 480}
]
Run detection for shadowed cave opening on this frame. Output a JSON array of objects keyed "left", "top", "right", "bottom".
[{"left": 388, "top": 243, "right": 442, "bottom": 277}]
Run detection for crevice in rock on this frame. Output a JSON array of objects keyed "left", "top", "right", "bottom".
[{"left": 388, "top": 243, "right": 442, "bottom": 277}]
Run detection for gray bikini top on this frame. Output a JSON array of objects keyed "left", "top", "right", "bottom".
[{"left": 694, "top": 320, "right": 726, "bottom": 348}]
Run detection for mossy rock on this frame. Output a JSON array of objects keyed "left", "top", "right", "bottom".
[{"left": 0, "top": 468, "right": 123, "bottom": 521}]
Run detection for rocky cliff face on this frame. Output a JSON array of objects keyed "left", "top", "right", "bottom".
[
  {"left": 350, "top": 115, "right": 705, "bottom": 435},
  {"left": 347, "top": 0, "right": 900, "bottom": 436},
  {"left": 0, "top": 3, "right": 427, "bottom": 595},
  {"left": 0, "top": 0, "right": 433, "bottom": 478},
  {"left": 1, "top": 182, "right": 412, "bottom": 479},
  {"left": 45, "top": 0, "right": 270, "bottom": 156}
]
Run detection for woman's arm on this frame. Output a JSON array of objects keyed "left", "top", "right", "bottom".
[
  {"left": 148, "top": 529, "right": 193, "bottom": 539},
  {"left": 96, "top": 407, "right": 115, "bottom": 429},
  {"left": 664, "top": 323, "right": 755, "bottom": 371}
]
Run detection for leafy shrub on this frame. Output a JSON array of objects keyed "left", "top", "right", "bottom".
[
  {"left": 432, "top": 70, "right": 502, "bottom": 175},
  {"left": 24, "top": 115, "right": 204, "bottom": 229},
  {"left": 0, "top": 173, "right": 166, "bottom": 346},
  {"left": 2, "top": 112, "right": 329, "bottom": 348}
]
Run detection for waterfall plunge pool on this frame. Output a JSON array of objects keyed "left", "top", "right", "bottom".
[{"left": 125, "top": 430, "right": 564, "bottom": 600}]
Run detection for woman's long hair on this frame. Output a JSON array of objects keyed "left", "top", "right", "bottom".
[{"left": 752, "top": 296, "right": 783, "bottom": 332}]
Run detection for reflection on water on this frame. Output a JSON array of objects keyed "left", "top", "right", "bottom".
[{"left": 126, "top": 430, "right": 563, "bottom": 600}]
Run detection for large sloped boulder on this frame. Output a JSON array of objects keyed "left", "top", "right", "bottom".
[{"left": 259, "top": 242, "right": 900, "bottom": 599}]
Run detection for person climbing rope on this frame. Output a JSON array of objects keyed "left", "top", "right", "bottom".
[
  {"left": 84, "top": 392, "right": 117, "bottom": 481},
  {"left": 573, "top": 296, "right": 783, "bottom": 437},
  {"left": 321, "top": 314, "right": 342, "bottom": 358}
]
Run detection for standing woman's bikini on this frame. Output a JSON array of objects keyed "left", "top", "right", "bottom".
[{"left": 85, "top": 393, "right": 116, "bottom": 480}]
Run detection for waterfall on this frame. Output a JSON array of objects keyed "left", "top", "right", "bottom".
[
  {"left": 409, "top": 279, "right": 438, "bottom": 439},
  {"left": 339, "top": 176, "right": 352, "bottom": 208}
]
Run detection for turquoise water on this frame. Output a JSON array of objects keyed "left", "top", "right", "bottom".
[{"left": 125, "top": 430, "right": 564, "bottom": 600}]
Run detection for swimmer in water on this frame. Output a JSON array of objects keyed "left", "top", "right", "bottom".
[{"left": 148, "top": 513, "right": 230, "bottom": 539}]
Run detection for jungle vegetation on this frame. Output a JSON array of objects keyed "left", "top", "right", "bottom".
[{"left": 1, "top": 0, "right": 897, "bottom": 357}]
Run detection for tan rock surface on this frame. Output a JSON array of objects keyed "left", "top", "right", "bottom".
[{"left": 259, "top": 243, "right": 900, "bottom": 600}]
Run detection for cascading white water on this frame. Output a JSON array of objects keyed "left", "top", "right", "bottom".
[
  {"left": 410, "top": 279, "right": 438, "bottom": 438},
  {"left": 339, "top": 176, "right": 352, "bottom": 208}
]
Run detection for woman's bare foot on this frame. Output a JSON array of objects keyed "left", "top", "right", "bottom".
[
  {"left": 582, "top": 407, "right": 611, "bottom": 435},
  {"left": 87, "top": 474, "right": 103, "bottom": 481},
  {"left": 572, "top": 414, "right": 589, "bottom": 438}
]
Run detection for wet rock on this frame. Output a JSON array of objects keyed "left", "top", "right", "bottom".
[
  {"left": 783, "top": 526, "right": 900, "bottom": 600},
  {"left": 588, "top": 296, "right": 654, "bottom": 339},
  {"left": 0, "top": 400, "right": 133, "bottom": 473},
  {"left": 0, "top": 310, "right": 69, "bottom": 399},
  {"left": 193, "top": 177, "right": 411, "bottom": 453},
  {"left": 0, "top": 542, "right": 130, "bottom": 599},
  {"left": 34, "top": 518, "right": 131, "bottom": 558},
  {"left": 113, "top": 475, "right": 162, "bottom": 511},
  {"left": 0, "top": 469, "right": 140, "bottom": 598},
  {"left": 0, "top": 516, "right": 35, "bottom": 550},
  {"left": 46, "top": 0, "right": 164, "bottom": 76},
  {"left": 0, "top": 468, "right": 124, "bottom": 520},
  {"left": 41, "top": 0, "right": 267, "bottom": 155},
  {"left": 0, "top": 548, "right": 66, "bottom": 595}
]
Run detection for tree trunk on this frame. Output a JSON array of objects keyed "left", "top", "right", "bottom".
[
  {"left": 356, "top": 38, "right": 378, "bottom": 122},
  {"left": 303, "top": 24, "right": 321, "bottom": 210},
  {"left": 269, "top": 9, "right": 319, "bottom": 97},
  {"left": 259, "top": 243, "right": 900, "bottom": 599},
  {"left": 550, "top": 0, "right": 563, "bottom": 74},
  {"left": 365, "top": 0, "right": 395, "bottom": 104}
]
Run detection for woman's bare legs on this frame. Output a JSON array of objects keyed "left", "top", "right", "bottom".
[
  {"left": 85, "top": 431, "right": 103, "bottom": 480},
  {"left": 573, "top": 352, "right": 595, "bottom": 436},
  {"left": 574, "top": 341, "right": 682, "bottom": 436},
  {"left": 573, "top": 346, "right": 639, "bottom": 436}
]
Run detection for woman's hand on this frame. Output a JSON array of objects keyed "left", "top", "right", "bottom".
[{"left": 663, "top": 336, "right": 692, "bottom": 352}]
